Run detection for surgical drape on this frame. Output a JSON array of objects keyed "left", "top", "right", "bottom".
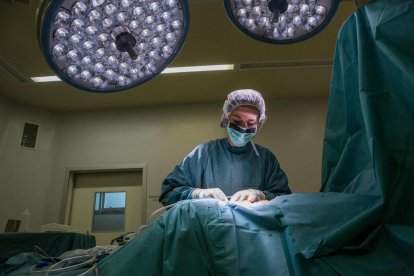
[{"left": 98, "top": 0, "right": 414, "bottom": 275}]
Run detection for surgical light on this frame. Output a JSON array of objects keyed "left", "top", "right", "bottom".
[
  {"left": 39, "top": 0, "right": 189, "bottom": 92},
  {"left": 224, "top": 0, "right": 340, "bottom": 44}
]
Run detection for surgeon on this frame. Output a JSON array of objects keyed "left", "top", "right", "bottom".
[{"left": 159, "top": 89, "right": 291, "bottom": 206}]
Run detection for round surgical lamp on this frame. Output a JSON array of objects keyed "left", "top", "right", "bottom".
[
  {"left": 39, "top": 0, "right": 189, "bottom": 92},
  {"left": 224, "top": 0, "right": 340, "bottom": 44}
]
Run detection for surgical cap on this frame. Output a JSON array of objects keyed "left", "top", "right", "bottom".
[{"left": 220, "top": 89, "right": 267, "bottom": 128}]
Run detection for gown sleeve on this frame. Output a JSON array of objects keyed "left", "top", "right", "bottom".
[
  {"left": 159, "top": 145, "right": 205, "bottom": 206},
  {"left": 261, "top": 149, "right": 291, "bottom": 200}
]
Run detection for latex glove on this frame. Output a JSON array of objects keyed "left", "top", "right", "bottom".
[
  {"left": 230, "top": 189, "right": 265, "bottom": 203},
  {"left": 191, "top": 188, "right": 228, "bottom": 201}
]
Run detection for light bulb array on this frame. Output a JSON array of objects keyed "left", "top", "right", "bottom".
[
  {"left": 224, "top": 0, "right": 339, "bottom": 44},
  {"left": 41, "top": 0, "right": 189, "bottom": 92}
]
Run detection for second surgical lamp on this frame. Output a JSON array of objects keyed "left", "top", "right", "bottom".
[{"left": 224, "top": 0, "right": 340, "bottom": 44}]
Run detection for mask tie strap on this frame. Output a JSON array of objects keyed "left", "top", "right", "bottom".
[{"left": 250, "top": 140, "right": 259, "bottom": 157}]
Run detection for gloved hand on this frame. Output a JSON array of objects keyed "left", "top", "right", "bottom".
[
  {"left": 230, "top": 189, "right": 265, "bottom": 203},
  {"left": 191, "top": 188, "right": 228, "bottom": 201}
]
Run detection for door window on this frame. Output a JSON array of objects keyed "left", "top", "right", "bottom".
[{"left": 92, "top": 192, "right": 126, "bottom": 232}]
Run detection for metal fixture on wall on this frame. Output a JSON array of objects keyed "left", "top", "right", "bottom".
[
  {"left": 39, "top": 0, "right": 189, "bottom": 92},
  {"left": 224, "top": 0, "right": 340, "bottom": 44}
]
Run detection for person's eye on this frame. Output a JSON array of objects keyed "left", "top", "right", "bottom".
[
  {"left": 231, "top": 120, "right": 242, "bottom": 126},
  {"left": 248, "top": 123, "right": 257, "bottom": 128}
]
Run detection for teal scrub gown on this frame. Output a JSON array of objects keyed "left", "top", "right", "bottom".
[{"left": 159, "top": 138, "right": 291, "bottom": 206}]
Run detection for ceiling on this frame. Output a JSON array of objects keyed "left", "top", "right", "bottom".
[{"left": 0, "top": 0, "right": 357, "bottom": 112}]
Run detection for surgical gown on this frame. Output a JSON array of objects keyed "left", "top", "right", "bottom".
[{"left": 159, "top": 138, "right": 291, "bottom": 206}]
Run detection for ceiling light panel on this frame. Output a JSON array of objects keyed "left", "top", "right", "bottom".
[{"left": 161, "top": 64, "right": 234, "bottom": 73}]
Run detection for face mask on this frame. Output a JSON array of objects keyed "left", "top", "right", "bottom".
[{"left": 227, "top": 123, "right": 256, "bottom": 147}]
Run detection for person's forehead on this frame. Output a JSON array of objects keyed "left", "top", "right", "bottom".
[
  {"left": 230, "top": 106, "right": 259, "bottom": 119},
  {"left": 234, "top": 104, "right": 259, "bottom": 112}
]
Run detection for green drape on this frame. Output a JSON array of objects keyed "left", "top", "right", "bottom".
[{"left": 278, "top": 0, "right": 414, "bottom": 274}]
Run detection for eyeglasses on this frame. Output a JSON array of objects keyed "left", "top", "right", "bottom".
[
  {"left": 229, "top": 117, "right": 258, "bottom": 129},
  {"left": 229, "top": 123, "right": 257, "bottom": 134}
]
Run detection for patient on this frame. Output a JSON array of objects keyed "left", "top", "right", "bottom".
[{"left": 98, "top": 197, "right": 289, "bottom": 275}]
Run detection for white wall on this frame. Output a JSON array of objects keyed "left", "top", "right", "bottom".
[
  {"left": 0, "top": 95, "right": 328, "bottom": 232},
  {"left": 259, "top": 98, "right": 328, "bottom": 192},
  {"left": 0, "top": 94, "right": 58, "bottom": 232}
]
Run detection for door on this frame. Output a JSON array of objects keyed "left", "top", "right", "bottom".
[{"left": 68, "top": 170, "right": 143, "bottom": 245}]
